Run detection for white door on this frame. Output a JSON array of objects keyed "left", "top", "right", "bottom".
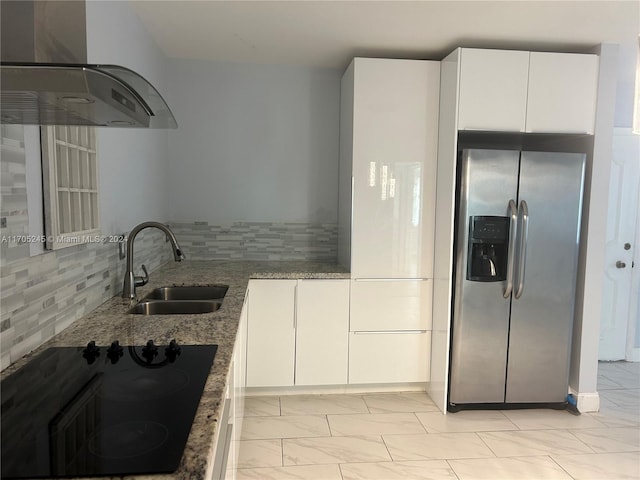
[
  {"left": 629, "top": 197, "right": 640, "bottom": 361},
  {"left": 599, "top": 129, "right": 640, "bottom": 360}
]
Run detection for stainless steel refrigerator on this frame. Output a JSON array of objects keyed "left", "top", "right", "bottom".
[{"left": 449, "top": 148, "right": 585, "bottom": 410}]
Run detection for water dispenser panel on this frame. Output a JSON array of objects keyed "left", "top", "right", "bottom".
[{"left": 467, "top": 216, "right": 509, "bottom": 282}]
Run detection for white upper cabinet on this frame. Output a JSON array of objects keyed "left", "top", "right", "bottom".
[
  {"left": 341, "top": 58, "right": 440, "bottom": 278},
  {"left": 456, "top": 48, "right": 599, "bottom": 134},
  {"left": 458, "top": 49, "right": 530, "bottom": 132},
  {"left": 525, "top": 52, "right": 599, "bottom": 134}
]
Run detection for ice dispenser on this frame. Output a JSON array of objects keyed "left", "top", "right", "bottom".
[{"left": 467, "top": 216, "right": 509, "bottom": 282}]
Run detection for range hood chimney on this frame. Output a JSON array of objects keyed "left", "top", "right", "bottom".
[{"left": 0, "top": 1, "right": 177, "bottom": 128}]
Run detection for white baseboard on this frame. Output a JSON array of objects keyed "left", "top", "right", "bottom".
[
  {"left": 569, "top": 388, "right": 600, "bottom": 413},
  {"left": 626, "top": 348, "right": 640, "bottom": 362},
  {"left": 245, "top": 383, "right": 428, "bottom": 397}
]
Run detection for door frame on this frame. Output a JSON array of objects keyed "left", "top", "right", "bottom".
[{"left": 626, "top": 166, "right": 640, "bottom": 361}]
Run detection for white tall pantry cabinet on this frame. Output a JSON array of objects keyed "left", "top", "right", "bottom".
[
  {"left": 339, "top": 58, "right": 440, "bottom": 384},
  {"left": 343, "top": 58, "right": 439, "bottom": 278}
]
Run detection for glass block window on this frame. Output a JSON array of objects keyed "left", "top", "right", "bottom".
[{"left": 41, "top": 126, "right": 100, "bottom": 250}]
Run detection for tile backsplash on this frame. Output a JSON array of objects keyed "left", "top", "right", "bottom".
[
  {"left": 0, "top": 126, "right": 171, "bottom": 370},
  {"left": 168, "top": 221, "right": 338, "bottom": 262}
]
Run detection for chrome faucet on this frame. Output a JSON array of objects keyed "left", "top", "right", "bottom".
[{"left": 122, "top": 222, "right": 185, "bottom": 299}]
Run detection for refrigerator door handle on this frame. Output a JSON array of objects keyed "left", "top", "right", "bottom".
[
  {"left": 503, "top": 199, "right": 518, "bottom": 298},
  {"left": 515, "top": 200, "right": 529, "bottom": 299}
]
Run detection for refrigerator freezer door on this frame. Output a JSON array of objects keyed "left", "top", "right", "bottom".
[
  {"left": 506, "top": 152, "right": 585, "bottom": 403},
  {"left": 449, "top": 149, "right": 520, "bottom": 405}
]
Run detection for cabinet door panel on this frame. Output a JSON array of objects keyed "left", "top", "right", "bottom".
[
  {"left": 351, "top": 58, "right": 439, "bottom": 278},
  {"left": 350, "top": 279, "right": 432, "bottom": 331},
  {"left": 526, "top": 52, "right": 599, "bottom": 134},
  {"left": 246, "top": 280, "right": 296, "bottom": 387},
  {"left": 233, "top": 296, "right": 248, "bottom": 441},
  {"left": 295, "top": 280, "right": 349, "bottom": 385},
  {"left": 348, "top": 332, "right": 431, "bottom": 384},
  {"left": 458, "top": 48, "right": 530, "bottom": 132}
]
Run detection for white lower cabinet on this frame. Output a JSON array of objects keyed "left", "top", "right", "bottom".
[
  {"left": 245, "top": 280, "right": 297, "bottom": 387},
  {"left": 245, "top": 279, "right": 349, "bottom": 387},
  {"left": 211, "top": 364, "right": 235, "bottom": 480},
  {"left": 348, "top": 279, "right": 432, "bottom": 385},
  {"left": 350, "top": 279, "right": 432, "bottom": 331},
  {"left": 212, "top": 292, "right": 249, "bottom": 480},
  {"left": 245, "top": 278, "right": 431, "bottom": 388},
  {"left": 227, "top": 293, "right": 248, "bottom": 479},
  {"left": 295, "top": 279, "right": 349, "bottom": 385},
  {"left": 234, "top": 294, "right": 247, "bottom": 436},
  {"left": 349, "top": 331, "right": 431, "bottom": 384}
]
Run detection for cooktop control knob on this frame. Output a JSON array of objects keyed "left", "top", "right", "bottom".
[
  {"left": 82, "top": 341, "right": 100, "bottom": 364},
  {"left": 106, "top": 340, "right": 124, "bottom": 363},
  {"left": 142, "top": 340, "right": 159, "bottom": 363},
  {"left": 165, "top": 339, "right": 182, "bottom": 362}
]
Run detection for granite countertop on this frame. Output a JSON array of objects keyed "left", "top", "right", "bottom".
[{"left": 1, "top": 260, "right": 349, "bottom": 480}]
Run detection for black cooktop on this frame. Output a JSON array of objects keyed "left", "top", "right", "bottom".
[{"left": 1, "top": 341, "right": 217, "bottom": 479}]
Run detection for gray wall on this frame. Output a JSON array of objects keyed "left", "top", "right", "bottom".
[
  {"left": 86, "top": 0, "right": 170, "bottom": 235},
  {"left": 165, "top": 58, "right": 342, "bottom": 225}
]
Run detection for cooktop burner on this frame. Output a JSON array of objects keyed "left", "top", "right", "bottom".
[
  {"left": 98, "top": 366, "right": 191, "bottom": 402},
  {"left": 1, "top": 342, "right": 217, "bottom": 479},
  {"left": 88, "top": 421, "right": 169, "bottom": 459}
]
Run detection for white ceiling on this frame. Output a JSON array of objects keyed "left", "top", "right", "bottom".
[{"left": 129, "top": 0, "right": 639, "bottom": 70}]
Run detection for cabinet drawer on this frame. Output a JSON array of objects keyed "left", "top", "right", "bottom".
[
  {"left": 348, "top": 331, "right": 431, "bottom": 384},
  {"left": 350, "top": 279, "right": 432, "bottom": 331}
]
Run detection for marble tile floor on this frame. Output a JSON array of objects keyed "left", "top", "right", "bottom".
[{"left": 235, "top": 361, "right": 640, "bottom": 480}]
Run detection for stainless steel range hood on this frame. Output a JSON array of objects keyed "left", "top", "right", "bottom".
[
  {"left": 0, "top": 1, "right": 177, "bottom": 128},
  {"left": 2, "top": 63, "right": 178, "bottom": 128}
]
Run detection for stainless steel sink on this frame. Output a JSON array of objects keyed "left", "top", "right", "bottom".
[
  {"left": 128, "top": 300, "right": 222, "bottom": 315},
  {"left": 143, "top": 285, "right": 228, "bottom": 301}
]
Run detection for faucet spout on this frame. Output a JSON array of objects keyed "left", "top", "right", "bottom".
[{"left": 122, "top": 222, "right": 185, "bottom": 300}]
